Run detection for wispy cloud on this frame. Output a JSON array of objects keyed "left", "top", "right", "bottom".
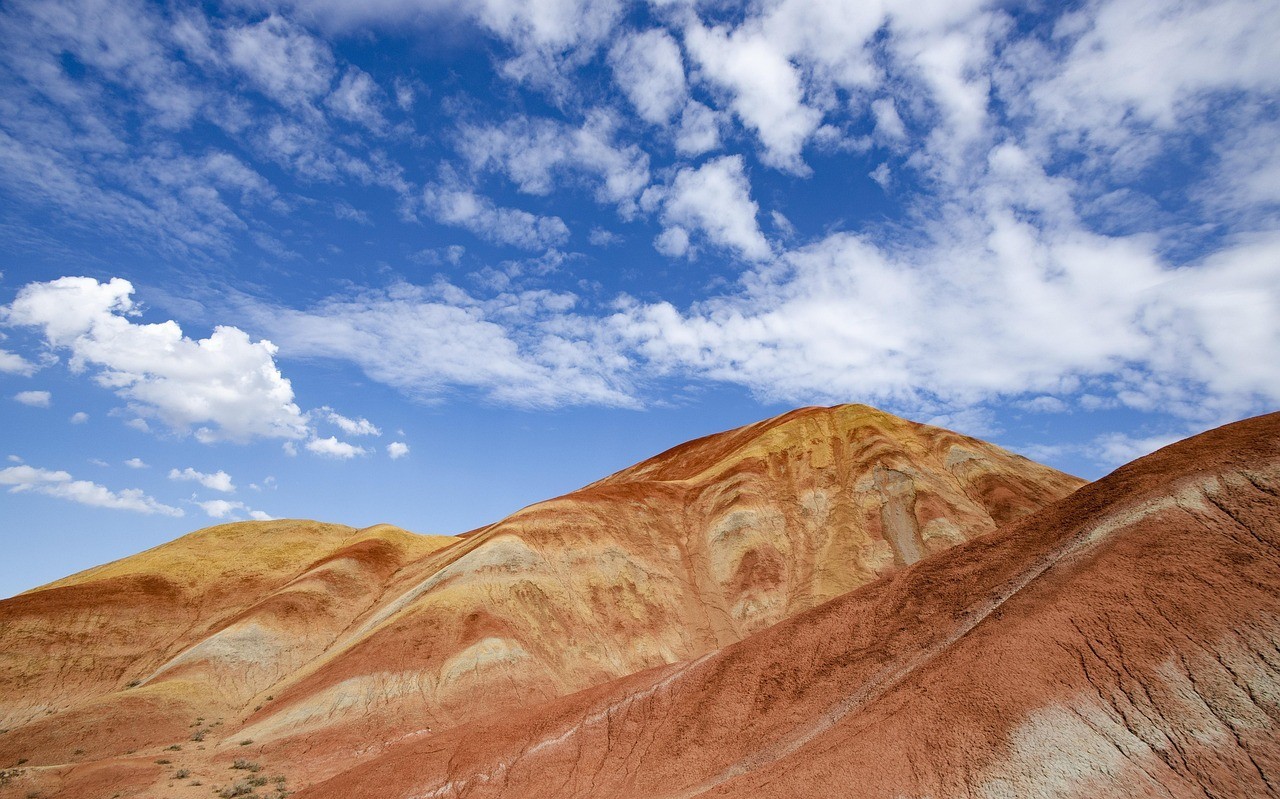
[{"left": 0, "top": 464, "right": 183, "bottom": 516}]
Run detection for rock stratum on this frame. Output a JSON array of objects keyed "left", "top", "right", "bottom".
[{"left": 6, "top": 404, "right": 1275, "bottom": 797}]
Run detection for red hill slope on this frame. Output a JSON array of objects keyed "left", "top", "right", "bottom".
[
  {"left": 0, "top": 405, "right": 1082, "bottom": 797},
  {"left": 297, "top": 411, "right": 1280, "bottom": 799}
]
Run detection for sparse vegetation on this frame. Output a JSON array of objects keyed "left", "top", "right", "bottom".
[
  {"left": 217, "top": 780, "right": 255, "bottom": 798},
  {"left": 72, "top": 749, "right": 84, "bottom": 756},
  {"left": 231, "top": 759, "right": 261, "bottom": 772},
  {"left": 167, "top": 744, "right": 182, "bottom": 750},
  {"left": 191, "top": 728, "right": 207, "bottom": 742},
  {"left": 175, "top": 769, "right": 191, "bottom": 779},
  {"left": 16, "top": 759, "right": 27, "bottom": 766},
  {"left": 155, "top": 758, "right": 171, "bottom": 765},
  {"left": 238, "top": 739, "right": 253, "bottom": 746},
  {"left": 125, "top": 680, "right": 141, "bottom": 688}
]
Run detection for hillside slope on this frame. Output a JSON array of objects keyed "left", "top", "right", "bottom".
[
  {"left": 297, "top": 411, "right": 1280, "bottom": 799},
  {"left": 0, "top": 404, "right": 1083, "bottom": 797}
]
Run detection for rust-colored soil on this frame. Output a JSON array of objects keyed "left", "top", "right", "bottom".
[{"left": 0, "top": 404, "right": 1089, "bottom": 797}]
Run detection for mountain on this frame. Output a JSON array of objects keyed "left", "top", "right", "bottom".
[
  {"left": 0, "top": 404, "right": 1085, "bottom": 797},
  {"left": 296, "top": 411, "right": 1280, "bottom": 799}
]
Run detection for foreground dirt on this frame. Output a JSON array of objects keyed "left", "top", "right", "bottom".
[
  {"left": 295, "top": 411, "right": 1280, "bottom": 799},
  {"left": 0, "top": 404, "right": 1084, "bottom": 797}
]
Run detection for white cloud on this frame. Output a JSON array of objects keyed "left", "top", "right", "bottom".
[
  {"left": 306, "top": 435, "right": 369, "bottom": 459},
  {"left": 654, "top": 226, "right": 690, "bottom": 258},
  {"left": 326, "top": 67, "right": 388, "bottom": 131},
  {"left": 0, "top": 348, "right": 37, "bottom": 376},
  {"left": 609, "top": 28, "right": 687, "bottom": 125},
  {"left": 0, "top": 464, "right": 183, "bottom": 517},
  {"left": 193, "top": 497, "right": 273, "bottom": 520},
  {"left": 656, "top": 156, "right": 771, "bottom": 261},
  {"left": 124, "top": 457, "right": 148, "bottom": 469},
  {"left": 3, "top": 277, "right": 309, "bottom": 442},
  {"left": 1090, "top": 431, "right": 1182, "bottom": 467},
  {"left": 458, "top": 111, "right": 650, "bottom": 211},
  {"left": 69, "top": 411, "right": 89, "bottom": 424},
  {"left": 318, "top": 408, "right": 382, "bottom": 436},
  {"left": 871, "top": 98, "right": 906, "bottom": 141},
  {"left": 282, "top": 441, "right": 298, "bottom": 457},
  {"left": 675, "top": 101, "right": 723, "bottom": 156},
  {"left": 684, "top": 21, "right": 822, "bottom": 173},
  {"left": 14, "top": 390, "right": 50, "bottom": 407},
  {"left": 613, "top": 217, "right": 1280, "bottom": 423},
  {"left": 226, "top": 14, "right": 335, "bottom": 109},
  {"left": 386, "top": 440, "right": 409, "bottom": 459},
  {"left": 588, "top": 227, "right": 622, "bottom": 247},
  {"left": 240, "top": 281, "right": 636, "bottom": 409},
  {"left": 421, "top": 183, "right": 569, "bottom": 250},
  {"left": 169, "top": 466, "right": 236, "bottom": 493},
  {"left": 1028, "top": 0, "right": 1280, "bottom": 163},
  {"left": 196, "top": 499, "right": 239, "bottom": 518}
]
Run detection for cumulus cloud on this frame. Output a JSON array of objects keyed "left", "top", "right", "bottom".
[
  {"left": 13, "top": 390, "right": 50, "bottom": 407},
  {"left": 124, "top": 457, "right": 148, "bottom": 469},
  {"left": 684, "top": 21, "right": 822, "bottom": 173},
  {"left": 3, "top": 277, "right": 309, "bottom": 442},
  {"left": 169, "top": 466, "right": 236, "bottom": 493},
  {"left": 0, "top": 464, "right": 183, "bottom": 516},
  {"left": 654, "top": 156, "right": 771, "bottom": 261},
  {"left": 609, "top": 28, "right": 687, "bottom": 125},
  {"left": 305, "top": 435, "right": 369, "bottom": 458},
  {"left": 386, "top": 441, "right": 409, "bottom": 459},
  {"left": 675, "top": 101, "right": 723, "bottom": 157},
  {"left": 69, "top": 411, "right": 89, "bottom": 424}
]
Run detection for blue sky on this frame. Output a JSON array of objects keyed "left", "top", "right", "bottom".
[{"left": 1, "top": 0, "right": 1277, "bottom": 598}]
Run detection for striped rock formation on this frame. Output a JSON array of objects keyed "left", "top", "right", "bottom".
[{"left": 0, "top": 404, "right": 1084, "bottom": 797}]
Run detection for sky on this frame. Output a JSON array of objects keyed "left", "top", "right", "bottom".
[{"left": 1, "top": 0, "right": 1277, "bottom": 598}]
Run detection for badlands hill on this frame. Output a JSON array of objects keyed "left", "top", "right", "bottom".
[
  {"left": 3, "top": 404, "right": 1087, "bottom": 797},
  {"left": 12, "top": 402, "right": 1218, "bottom": 793},
  {"left": 300, "top": 411, "right": 1280, "bottom": 799}
]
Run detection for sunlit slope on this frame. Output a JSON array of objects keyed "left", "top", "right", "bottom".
[
  {"left": 234, "top": 404, "right": 1081, "bottom": 775},
  {"left": 0, "top": 404, "right": 1083, "bottom": 795},
  {"left": 299, "top": 411, "right": 1280, "bottom": 799},
  {"left": 0, "top": 521, "right": 453, "bottom": 763}
]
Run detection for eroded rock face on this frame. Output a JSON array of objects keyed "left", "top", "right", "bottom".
[
  {"left": 295, "top": 411, "right": 1280, "bottom": 799},
  {"left": 0, "top": 404, "right": 1083, "bottom": 797}
]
